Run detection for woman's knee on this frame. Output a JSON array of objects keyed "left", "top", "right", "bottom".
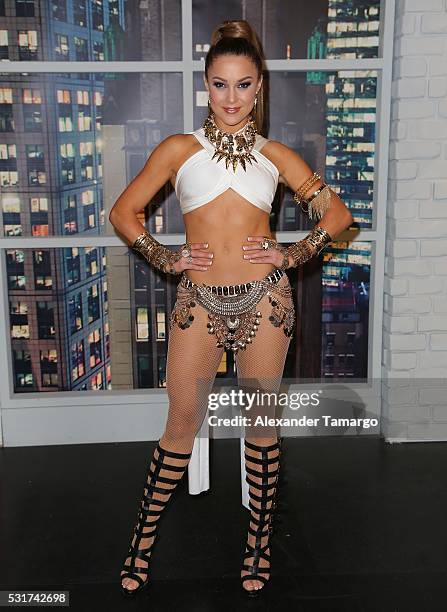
[{"left": 164, "top": 404, "right": 207, "bottom": 440}]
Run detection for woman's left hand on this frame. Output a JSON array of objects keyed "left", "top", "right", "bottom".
[{"left": 242, "top": 236, "right": 290, "bottom": 268}]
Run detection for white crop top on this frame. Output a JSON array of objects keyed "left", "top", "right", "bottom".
[{"left": 174, "top": 127, "right": 279, "bottom": 215}]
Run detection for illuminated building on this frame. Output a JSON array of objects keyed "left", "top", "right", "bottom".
[
  {"left": 0, "top": 0, "right": 128, "bottom": 391},
  {"left": 321, "top": 0, "right": 379, "bottom": 378},
  {"left": 325, "top": 0, "right": 379, "bottom": 230}
]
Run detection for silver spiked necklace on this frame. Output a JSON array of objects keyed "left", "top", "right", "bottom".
[{"left": 202, "top": 112, "right": 258, "bottom": 172}]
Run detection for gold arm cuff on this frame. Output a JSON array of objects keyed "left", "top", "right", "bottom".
[
  {"left": 284, "top": 225, "right": 333, "bottom": 268},
  {"left": 132, "top": 230, "right": 182, "bottom": 274},
  {"left": 306, "top": 225, "right": 333, "bottom": 255},
  {"left": 284, "top": 239, "right": 315, "bottom": 268}
]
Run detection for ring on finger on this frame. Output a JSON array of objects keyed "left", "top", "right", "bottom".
[
  {"left": 260, "top": 238, "right": 277, "bottom": 250},
  {"left": 181, "top": 243, "right": 192, "bottom": 258},
  {"left": 187, "top": 255, "right": 193, "bottom": 264}
]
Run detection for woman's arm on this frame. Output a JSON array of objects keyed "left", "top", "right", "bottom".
[
  {"left": 108, "top": 134, "right": 183, "bottom": 244},
  {"left": 266, "top": 140, "right": 354, "bottom": 237},
  {"left": 109, "top": 134, "right": 211, "bottom": 275},
  {"left": 242, "top": 140, "right": 355, "bottom": 272}
]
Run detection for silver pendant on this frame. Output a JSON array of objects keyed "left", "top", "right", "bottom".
[{"left": 226, "top": 316, "right": 240, "bottom": 330}]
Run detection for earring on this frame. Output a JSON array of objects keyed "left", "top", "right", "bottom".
[{"left": 253, "top": 94, "right": 258, "bottom": 113}]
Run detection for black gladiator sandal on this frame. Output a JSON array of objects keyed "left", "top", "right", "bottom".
[
  {"left": 241, "top": 438, "right": 282, "bottom": 598},
  {"left": 120, "top": 441, "right": 192, "bottom": 597}
]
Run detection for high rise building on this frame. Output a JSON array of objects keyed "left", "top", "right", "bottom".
[
  {"left": 1, "top": 0, "right": 185, "bottom": 391},
  {"left": 320, "top": 0, "right": 379, "bottom": 378},
  {"left": 325, "top": 0, "right": 379, "bottom": 229},
  {"left": 1, "top": 0, "right": 380, "bottom": 390},
  {"left": 0, "top": 0, "right": 129, "bottom": 391}
]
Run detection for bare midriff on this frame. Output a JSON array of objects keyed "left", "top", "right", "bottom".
[{"left": 181, "top": 187, "right": 276, "bottom": 286}]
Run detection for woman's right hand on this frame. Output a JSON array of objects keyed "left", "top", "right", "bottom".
[{"left": 172, "top": 242, "right": 214, "bottom": 273}]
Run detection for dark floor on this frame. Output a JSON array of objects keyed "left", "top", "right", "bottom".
[{"left": 1, "top": 436, "right": 446, "bottom": 611}]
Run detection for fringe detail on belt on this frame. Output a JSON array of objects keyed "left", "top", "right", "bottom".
[{"left": 169, "top": 269, "right": 295, "bottom": 353}]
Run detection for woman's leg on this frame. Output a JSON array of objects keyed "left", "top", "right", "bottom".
[
  {"left": 235, "top": 273, "right": 294, "bottom": 593},
  {"left": 161, "top": 299, "right": 226, "bottom": 453},
  {"left": 121, "top": 300, "right": 225, "bottom": 592}
]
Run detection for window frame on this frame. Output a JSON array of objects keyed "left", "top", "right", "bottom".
[{"left": 0, "top": 0, "right": 395, "bottom": 446}]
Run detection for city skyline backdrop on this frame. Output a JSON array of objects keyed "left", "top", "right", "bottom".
[{"left": 0, "top": 0, "right": 380, "bottom": 392}]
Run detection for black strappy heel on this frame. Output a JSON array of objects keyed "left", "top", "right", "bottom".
[
  {"left": 120, "top": 442, "right": 192, "bottom": 597},
  {"left": 241, "top": 438, "right": 282, "bottom": 598}
]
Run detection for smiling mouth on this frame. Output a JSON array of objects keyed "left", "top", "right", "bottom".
[{"left": 224, "top": 107, "right": 241, "bottom": 112}]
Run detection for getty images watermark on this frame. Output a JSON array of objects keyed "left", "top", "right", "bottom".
[{"left": 206, "top": 387, "right": 379, "bottom": 430}]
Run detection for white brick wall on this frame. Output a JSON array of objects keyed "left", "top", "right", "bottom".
[{"left": 383, "top": 0, "right": 447, "bottom": 440}]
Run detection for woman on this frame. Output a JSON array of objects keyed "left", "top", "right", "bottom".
[{"left": 109, "top": 20, "right": 353, "bottom": 599}]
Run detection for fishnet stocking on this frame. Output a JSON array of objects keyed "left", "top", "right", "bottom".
[
  {"left": 121, "top": 273, "right": 294, "bottom": 593},
  {"left": 121, "top": 300, "right": 224, "bottom": 592},
  {"left": 162, "top": 299, "right": 226, "bottom": 453},
  {"left": 235, "top": 272, "right": 294, "bottom": 592}
]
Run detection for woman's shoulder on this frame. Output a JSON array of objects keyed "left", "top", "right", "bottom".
[
  {"left": 258, "top": 139, "right": 300, "bottom": 184},
  {"left": 261, "top": 138, "right": 296, "bottom": 159},
  {"left": 151, "top": 133, "right": 200, "bottom": 171},
  {"left": 158, "top": 132, "right": 198, "bottom": 155}
]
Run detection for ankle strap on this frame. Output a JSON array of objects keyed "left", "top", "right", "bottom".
[
  {"left": 246, "top": 475, "right": 277, "bottom": 490},
  {"left": 156, "top": 442, "right": 192, "bottom": 459},
  {"left": 244, "top": 439, "right": 280, "bottom": 453},
  {"left": 244, "top": 452, "right": 279, "bottom": 465},
  {"left": 148, "top": 466, "right": 185, "bottom": 485},
  {"left": 152, "top": 455, "right": 189, "bottom": 472},
  {"left": 245, "top": 465, "right": 279, "bottom": 480}
]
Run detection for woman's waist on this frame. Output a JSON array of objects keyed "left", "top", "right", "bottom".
[
  {"left": 185, "top": 232, "right": 271, "bottom": 248},
  {"left": 185, "top": 220, "right": 271, "bottom": 247},
  {"left": 184, "top": 259, "right": 277, "bottom": 286},
  {"left": 183, "top": 231, "right": 276, "bottom": 284},
  {"left": 182, "top": 266, "right": 284, "bottom": 292}
]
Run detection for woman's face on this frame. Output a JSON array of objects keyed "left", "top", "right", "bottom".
[{"left": 204, "top": 54, "right": 262, "bottom": 133}]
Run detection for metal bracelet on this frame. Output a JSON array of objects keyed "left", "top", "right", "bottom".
[
  {"left": 284, "top": 225, "right": 333, "bottom": 268},
  {"left": 306, "top": 225, "right": 333, "bottom": 255},
  {"left": 293, "top": 172, "right": 321, "bottom": 203},
  {"left": 284, "top": 239, "right": 315, "bottom": 268},
  {"left": 132, "top": 230, "right": 182, "bottom": 274}
]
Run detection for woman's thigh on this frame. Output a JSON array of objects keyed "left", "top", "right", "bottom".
[
  {"left": 235, "top": 273, "right": 295, "bottom": 440},
  {"left": 235, "top": 272, "right": 294, "bottom": 385},
  {"left": 165, "top": 272, "right": 294, "bottom": 440},
  {"left": 166, "top": 297, "right": 225, "bottom": 416}
]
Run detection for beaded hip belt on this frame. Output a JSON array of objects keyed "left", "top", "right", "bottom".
[
  {"left": 170, "top": 268, "right": 295, "bottom": 353},
  {"left": 181, "top": 268, "right": 284, "bottom": 297}
]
